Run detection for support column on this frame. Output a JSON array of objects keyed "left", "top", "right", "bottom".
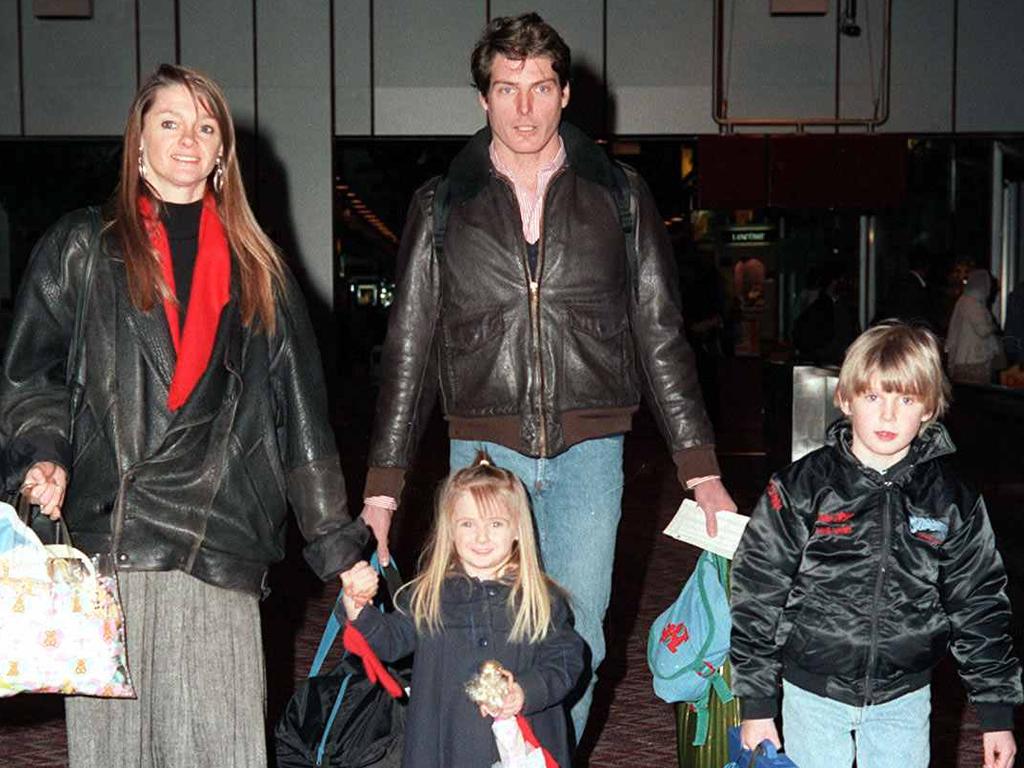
[
  {"left": 991, "top": 141, "right": 1004, "bottom": 323},
  {"left": 858, "top": 214, "right": 869, "bottom": 329}
]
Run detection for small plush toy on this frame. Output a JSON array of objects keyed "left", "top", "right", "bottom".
[
  {"left": 464, "top": 659, "right": 510, "bottom": 714},
  {"left": 465, "top": 660, "right": 556, "bottom": 767}
]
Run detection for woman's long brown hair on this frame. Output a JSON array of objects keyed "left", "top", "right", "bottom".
[{"left": 112, "top": 63, "right": 284, "bottom": 333}]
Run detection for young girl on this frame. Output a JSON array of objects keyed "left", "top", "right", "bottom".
[{"left": 340, "top": 453, "right": 584, "bottom": 768}]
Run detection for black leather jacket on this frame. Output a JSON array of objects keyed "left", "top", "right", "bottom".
[
  {"left": 366, "top": 124, "right": 715, "bottom": 497},
  {"left": 0, "top": 208, "right": 369, "bottom": 594},
  {"left": 731, "top": 420, "right": 1022, "bottom": 730}
]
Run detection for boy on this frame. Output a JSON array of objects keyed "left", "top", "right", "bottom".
[{"left": 731, "top": 323, "right": 1021, "bottom": 768}]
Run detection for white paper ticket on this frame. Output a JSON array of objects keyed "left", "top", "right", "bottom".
[{"left": 662, "top": 499, "right": 751, "bottom": 560}]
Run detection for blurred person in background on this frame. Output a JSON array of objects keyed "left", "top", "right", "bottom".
[{"left": 945, "top": 269, "right": 1003, "bottom": 384}]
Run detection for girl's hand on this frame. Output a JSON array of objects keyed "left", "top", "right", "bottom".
[
  {"left": 339, "top": 561, "right": 379, "bottom": 620},
  {"left": 22, "top": 461, "right": 68, "bottom": 521},
  {"left": 478, "top": 670, "right": 525, "bottom": 720}
]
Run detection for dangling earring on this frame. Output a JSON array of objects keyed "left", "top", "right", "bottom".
[
  {"left": 212, "top": 156, "right": 224, "bottom": 194},
  {"left": 138, "top": 143, "right": 147, "bottom": 180}
]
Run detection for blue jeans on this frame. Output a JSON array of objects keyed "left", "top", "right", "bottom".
[
  {"left": 782, "top": 680, "right": 931, "bottom": 768},
  {"left": 450, "top": 437, "right": 625, "bottom": 742}
]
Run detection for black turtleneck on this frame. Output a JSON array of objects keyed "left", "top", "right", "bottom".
[{"left": 160, "top": 199, "right": 203, "bottom": 327}]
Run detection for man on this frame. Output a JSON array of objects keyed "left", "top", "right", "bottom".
[
  {"left": 874, "top": 245, "right": 935, "bottom": 329},
  {"left": 360, "top": 13, "right": 735, "bottom": 742}
]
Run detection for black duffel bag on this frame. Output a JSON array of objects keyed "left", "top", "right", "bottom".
[{"left": 275, "top": 557, "right": 408, "bottom": 768}]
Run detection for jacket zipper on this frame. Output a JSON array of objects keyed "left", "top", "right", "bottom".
[
  {"left": 495, "top": 166, "right": 566, "bottom": 457},
  {"left": 532, "top": 166, "right": 566, "bottom": 457},
  {"left": 529, "top": 277, "right": 545, "bottom": 455},
  {"left": 863, "top": 479, "right": 893, "bottom": 704}
]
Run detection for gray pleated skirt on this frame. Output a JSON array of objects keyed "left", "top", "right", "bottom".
[{"left": 65, "top": 569, "right": 267, "bottom": 768}]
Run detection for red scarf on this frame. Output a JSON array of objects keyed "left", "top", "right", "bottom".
[
  {"left": 342, "top": 621, "right": 405, "bottom": 699},
  {"left": 140, "top": 194, "right": 231, "bottom": 411}
]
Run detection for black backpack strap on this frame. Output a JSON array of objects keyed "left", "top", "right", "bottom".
[
  {"left": 431, "top": 176, "right": 451, "bottom": 259},
  {"left": 610, "top": 163, "right": 639, "bottom": 301}
]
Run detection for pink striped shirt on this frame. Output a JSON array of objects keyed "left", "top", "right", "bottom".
[{"left": 489, "top": 139, "right": 567, "bottom": 244}]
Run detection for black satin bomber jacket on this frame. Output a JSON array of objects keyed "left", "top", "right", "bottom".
[
  {"left": 730, "top": 420, "right": 1022, "bottom": 731},
  {"left": 365, "top": 123, "right": 716, "bottom": 498},
  {"left": 0, "top": 208, "right": 369, "bottom": 595}
]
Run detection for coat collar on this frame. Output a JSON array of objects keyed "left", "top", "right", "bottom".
[
  {"left": 446, "top": 121, "right": 619, "bottom": 205},
  {"left": 825, "top": 418, "right": 956, "bottom": 478},
  {"left": 109, "top": 240, "right": 244, "bottom": 429}
]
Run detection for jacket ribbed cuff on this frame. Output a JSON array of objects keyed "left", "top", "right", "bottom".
[
  {"left": 4, "top": 433, "right": 72, "bottom": 491},
  {"left": 363, "top": 466, "right": 407, "bottom": 502},
  {"left": 303, "top": 518, "right": 371, "bottom": 581},
  {"left": 975, "top": 702, "right": 1016, "bottom": 732},
  {"left": 673, "top": 445, "right": 720, "bottom": 487},
  {"left": 740, "top": 696, "right": 779, "bottom": 720}
]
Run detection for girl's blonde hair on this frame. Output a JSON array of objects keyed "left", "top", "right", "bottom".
[
  {"left": 834, "top": 321, "right": 951, "bottom": 421},
  {"left": 111, "top": 63, "right": 284, "bottom": 334},
  {"left": 402, "top": 451, "right": 556, "bottom": 644}
]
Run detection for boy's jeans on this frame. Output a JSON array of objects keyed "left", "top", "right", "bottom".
[
  {"left": 782, "top": 680, "right": 931, "bottom": 768},
  {"left": 450, "top": 437, "right": 624, "bottom": 743}
]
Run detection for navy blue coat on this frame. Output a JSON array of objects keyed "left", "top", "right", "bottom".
[{"left": 353, "top": 575, "right": 584, "bottom": 767}]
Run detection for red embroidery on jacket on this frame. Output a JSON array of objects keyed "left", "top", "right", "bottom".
[
  {"left": 816, "top": 511, "right": 854, "bottom": 524},
  {"left": 914, "top": 531, "right": 942, "bottom": 546},
  {"left": 815, "top": 524, "right": 853, "bottom": 536},
  {"left": 766, "top": 482, "right": 784, "bottom": 511},
  {"left": 660, "top": 622, "right": 689, "bottom": 653}
]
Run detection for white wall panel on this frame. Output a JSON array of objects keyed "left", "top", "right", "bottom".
[
  {"left": 7, "top": 0, "right": 1024, "bottom": 141},
  {"left": 21, "top": 0, "right": 135, "bottom": 135},
  {"left": 0, "top": 2, "right": 20, "bottom": 135},
  {"left": 137, "top": 0, "right": 177, "bottom": 83},
  {"left": 607, "top": 0, "right": 716, "bottom": 135},
  {"left": 957, "top": 1, "right": 1024, "bottom": 133},
  {"left": 373, "top": 0, "right": 484, "bottom": 135},
  {"left": 724, "top": 3, "right": 836, "bottom": 127},
  {"left": 177, "top": 0, "right": 255, "bottom": 133},
  {"left": 256, "top": 2, "right": 334, "bottom": 307},
  {"left": 335, "top": 0, "right": 372, "bottom": 135},
  {"left": 883, "top": 0, "right": 953, "bottom": 133},
  {"left": 837, "top": 0, "right": 887, "bottom": 129}
]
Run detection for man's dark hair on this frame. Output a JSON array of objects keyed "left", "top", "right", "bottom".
[{"left": 470, "top": 13, "right": 571, "bottom": 96}]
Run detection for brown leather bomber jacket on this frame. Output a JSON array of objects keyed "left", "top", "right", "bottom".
[{"left": 365, "top": 123, "right": 717, "bottom": 500}]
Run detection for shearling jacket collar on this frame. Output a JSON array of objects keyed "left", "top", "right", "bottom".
[
  {"left": 446, "top": 121, "right": 619, "bottom": 205},
  {"left": 824, "top": 418, "right": 956, "bottom": 482}
]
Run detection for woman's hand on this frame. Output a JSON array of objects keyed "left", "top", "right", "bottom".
[
  {"left": 479, "top": 670, "right": 525, "bottom": 720},
  {"left": 22, "top": 461, "right": 68, "bottom": 521},
  {"left": 339, "top": 560, "right": 379, "bottom": 620}
]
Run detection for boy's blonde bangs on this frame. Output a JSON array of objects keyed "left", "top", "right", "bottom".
[{"left": 834, "top": 322, "right": 950, "bottom": 420}]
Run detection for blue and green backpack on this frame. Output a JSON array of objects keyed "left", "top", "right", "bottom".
[{"left": 647, "top": 550, "right": 734, "bottom": 746}]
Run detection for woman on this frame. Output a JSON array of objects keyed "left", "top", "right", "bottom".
[
  {"left": 945, "top": 269, "right": 1003, "bottom": 384},
  {"left": 0, "top": 64, "right": 368, "bottom": 767}
]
